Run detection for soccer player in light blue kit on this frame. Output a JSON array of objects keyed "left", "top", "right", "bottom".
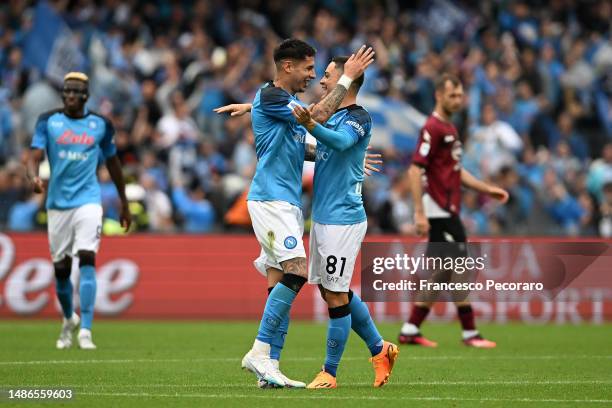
[
  {"left": 291, "top": 56, "right": 399, "bottom": 389},
  {"left": 26, "top": 72, "right": 130, "bottom": 350},
  {"left": 217, "top": 40, "right": 374, "bottom": 387}
]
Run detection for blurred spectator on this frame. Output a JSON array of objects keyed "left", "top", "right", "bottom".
[
  {"left": 465, "top": 103, "right": 523, "bottom": 178},
  {"left": 377, "top": 173, "right": 415, "bottom": 235},
  {"left": 461, "top": 190, "right": 490, "bottom": 236},
  {"left": 549, "top": 112, "right": 589, "bottom": 161},
  {"left": 141, "top": 173, "right": 174, "bottom": 232},
  {"left": 8, "top": 190, "right": 43, "bottom": 231},
  {"left": 156, "top": 92, "right": 200, "bottom": 149},
  {"left": 599, "top": 182, "right": 612, "bottom": 237},
  {"left": 171, "top": 180, "right": 215, "bottom": 233}
]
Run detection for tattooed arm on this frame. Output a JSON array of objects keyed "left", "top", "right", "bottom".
[{"left": 310, "top": 85, "right": 350, "bottom": 124}]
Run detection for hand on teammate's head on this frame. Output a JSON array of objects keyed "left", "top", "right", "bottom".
[{"left": 343, "top": 45, "right": 375, "bottom": 80}]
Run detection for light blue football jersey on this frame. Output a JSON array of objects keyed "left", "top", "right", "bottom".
[
  {"left": 312, "top": 105, "right": 372, "bottom": 224},
  {"left": 30, "top": 109, "right": 116, "bottom": 210},
  {"left": 247, "top": 82, "right": 307, "bottom": 208}
]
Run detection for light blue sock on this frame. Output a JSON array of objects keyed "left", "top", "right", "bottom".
[
  {"left": 324, "top": 313, "right": 351, "bottom": 377},
  {"left": 79, "top": 265, "right": 97, "bottom": 330},
  {"left": 256, "top": 283, "right": 296, "bottom": 344},
  {"left": 55, "top": 278, "right": 73, "bottom": 319},
  {"left": 270, "top": 314, "right": 289, "bottom": 360},
  {"left": 349, "top": 292, "right": 383, "bottom": 356}
]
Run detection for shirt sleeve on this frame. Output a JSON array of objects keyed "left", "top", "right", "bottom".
[
  {"left": 100, "top": 117, "right": 117, "bottom": 159},
  {"left": 259, "top": 86, "right": 301, "bottom": 123},
  {"left": 411, "top": 124, "right": 440, "bottom": 168},
  {"left": 31, "top": 115, "right": 49, "bottom": 150},
  {"left": 311, "top": 110, "right": 372, "bottom": 151},
  {"left": 310, "top": 123, "right": 357, "bottom": 151}
]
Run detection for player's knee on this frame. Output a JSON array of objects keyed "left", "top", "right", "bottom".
[
  {"left": 77, "top": 250, "right": 96, "bottom": 267},
  {"left": 324, "top": 289, "right": 349, "bottom": 308},
  {"left": 279, "top": 272, "right": 307, "bottom": 293},
  {"left": 328, "top": 301, "right": 351, "bottom": 319},
  {"left": 280, "top": 257, "right": 307, "bottom": 278},
  {"left": 416, "top": 301, "right": 434, "bottom": 309},
  {"left": 54, "top": 256, "right": 72, "bottom": 281}
]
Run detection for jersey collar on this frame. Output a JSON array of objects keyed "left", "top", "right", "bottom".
[
  {"left": 334, "top": 104, "right": 360, "bottom": 114},
  {"left": 63, "top": 107, "right": 89, "bottom": 119}
]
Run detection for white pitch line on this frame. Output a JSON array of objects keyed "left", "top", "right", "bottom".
[
  {"left": 1, "top": 355, "right": 611, "bottom": 366},
  {"left": 3, "top": 380, "right": 610, "bottom": 388},
  {"left": 77, "top": 391, "right": 612, "bottom": 404}
]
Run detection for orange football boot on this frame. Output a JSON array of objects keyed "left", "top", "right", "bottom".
[{"left": 370, "top": 341, "right": 399, "bottom": 387}]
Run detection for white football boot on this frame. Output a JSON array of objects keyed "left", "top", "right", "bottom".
[
  {"left": 77, "top": 328, "right": 97, "bottom": 350},
  {"left": 241, "top": 341, "right": 285, "bottom": 387},
  {"left": 271, "top": 359, "right": 306, "bottom": 388},
  {"left": 243, "top": 350, "right": 305, "bottom": 388},
  {"left": 56, "top": 313, "right": 80, "bottom": 350}
]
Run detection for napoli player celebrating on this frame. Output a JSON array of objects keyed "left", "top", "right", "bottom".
[
  {"left": 398, "top": 74, "right": 509, "bottom": 348},
  {"left": 291, "top": 57, "right": 398, "bottom": 389},
  {"left": 26, "top": 72, "right": 130, "bottom": 350},
  {"left": 218, "top": 40, "right": 374, "bottom": 388}
]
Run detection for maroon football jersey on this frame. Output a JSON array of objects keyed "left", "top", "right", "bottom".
[{"left": 411, "top": 113, "right": 463, "bottom": 215}]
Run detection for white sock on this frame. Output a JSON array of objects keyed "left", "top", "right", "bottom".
[
  {"left": 462, "top": 330, "right": 479, "bottom": 340},
  {"left": 400, "top": 323, "right": 419, "bottom": 336},
  {"left": 252, "top": 339, "right": 271, "bottom": 355},
  {"left": 79, "top": 328, "right": 91, "bottom": 337}
]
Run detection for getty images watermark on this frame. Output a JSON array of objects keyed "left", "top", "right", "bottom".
[{"left": 360, "top": 241, "right": 611, "bottom": 303}]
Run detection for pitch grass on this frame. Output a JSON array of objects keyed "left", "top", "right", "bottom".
[{"left": 0, "top": 321, "right": 611, "bottom": 407}]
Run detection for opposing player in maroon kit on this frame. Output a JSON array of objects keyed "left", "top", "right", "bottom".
[{"left": 398, "top": 74, "right": 509, "bottom": 348}]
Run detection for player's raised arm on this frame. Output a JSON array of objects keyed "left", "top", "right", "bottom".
[
  {"left": 460, "top": 168, "right": 509, "bottom": 203},
  {"left": 214, "top": 103, "right": 252, "bottom": 117},
  {"left": 292, "top": 105, "right": 362, "bottom": 151},
  {"left": 310, "top": 45, "right": 375, "bottom": 124}
]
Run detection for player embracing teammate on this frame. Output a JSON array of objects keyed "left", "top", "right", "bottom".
[{"left": 217, "top": 40, "right": 399, "bottom": 389}]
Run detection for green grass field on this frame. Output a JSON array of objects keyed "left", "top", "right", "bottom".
[{"left": 0, "top": 321, "right": 611, "bottom": 407}]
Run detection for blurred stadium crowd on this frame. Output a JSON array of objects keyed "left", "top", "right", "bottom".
[{"left": 0, "top": 0, "right": 611, "bottom": 236}]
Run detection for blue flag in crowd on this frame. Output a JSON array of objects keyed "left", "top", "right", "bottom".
[
  {"left": 360, "top": 94, "right": 427, "bottom": 152},
  {"left": 23, "top": 1, "right": 86, "bottom": 84}
]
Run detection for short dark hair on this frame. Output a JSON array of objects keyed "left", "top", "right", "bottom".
[
  {"left": 434, "top": 73, "right": 462, "bottom": 91},
  {"left": 273, "top": 39, "right": 316, "bottom": 63},
  {"left": 331, "top": 56, "right": 364, "bottom": 90}
]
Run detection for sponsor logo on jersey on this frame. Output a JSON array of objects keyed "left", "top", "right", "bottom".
[
  {"left": 292, "top": 132, "right": 306, "bottom": 144},
  {"left": 56, "top": 130, "right": 95, "bottom": 146},
  {"left": 58, "top": 149, "right": 89, "bottom": 161},
  {"left": 345, "top": 120, "right": 365, "bottom": 137},
  {"left": 315, "top": 149, "right": 329, "bottom": 161},
  {"left": 284, "top": 236, "right": 298, "bottom": 249}
]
